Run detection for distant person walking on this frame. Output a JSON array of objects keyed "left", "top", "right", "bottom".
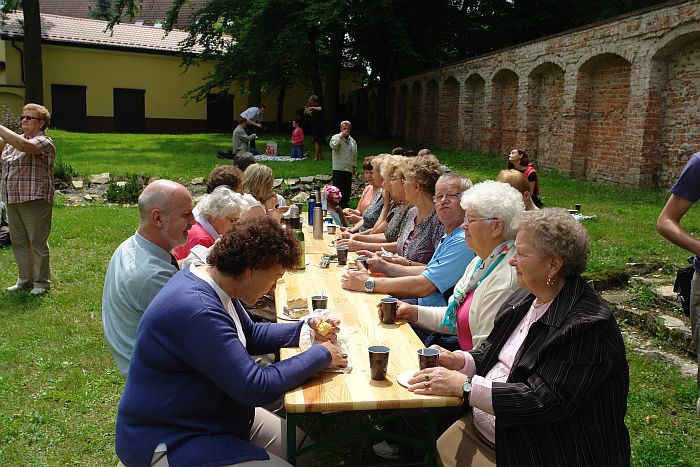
[
  {"left": 330, "top": 120, "right": 357, "bottom": 209},
  {"left": 304, "top": 95, "right": 325, "bottom": 160},
  {"left": 0, "top": 103, "right": 56, "bottom": 296},
  {"left": 506, "top": 148, "right": 542, "bottom": 208},
  {"left": 657, "top": 151, "right": 700, "bottom": 417},
  {"left": 240, "top": 104, "right": 265, "bottom": 149}
]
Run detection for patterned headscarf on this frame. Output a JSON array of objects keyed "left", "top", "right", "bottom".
[{"left": 323, "top": 185, "right": 342, "bottom": 203}]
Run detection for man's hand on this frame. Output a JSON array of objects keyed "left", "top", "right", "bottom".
[{"left": 341, "top": 269, "right": 369, "bottom": 291}]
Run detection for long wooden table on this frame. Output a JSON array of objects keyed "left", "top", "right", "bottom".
[{"left": 277, "top": 225, "right": 461, "bottom": 465}]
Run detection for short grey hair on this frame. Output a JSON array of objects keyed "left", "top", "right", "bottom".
[
  {"left": 460, "top": 180, "right": 525, "bottom": 240},
  {"left": 340, "top": 120, "right": 352, "bottom": 129},
  {"left": 512, "top": 208, "right": 590, "bottom": 278},
  {"left": 137, "top": 179, "right": 184, "bottom": 224},
  {"left": 437, "top": 172, "right": 472, "bottom": 193},
  {"left": 197, "top": 186, "right": 249, "bottom": 221}
]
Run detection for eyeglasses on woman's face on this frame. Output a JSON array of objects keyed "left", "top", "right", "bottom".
[
  {"left": 20, "top": 115, "right": 41, "bottom": 122},
  {"left": 462, "top": 216, "right": 497, "bottom": 225}
]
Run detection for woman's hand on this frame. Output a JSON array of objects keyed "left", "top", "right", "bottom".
[
  {"left": 366, "top": 256, "right": 388, "bottom": 275},
  {"left": 430, "top": 345, "right": 466, "bottom": 371},
  {"left": 384, "top": 255, "right": 410, "bottom": 266},
  {"left": 319, "top": 341, "right": 348, "bottom": 368},
  {"left": 341, "top": 269, "right": 368, "bottom": 291},
  {"left": 309, "top": 317, "right": 340, "bottom": 342},
  {"left": 345, "top": 213, "right": 362, "bottom": 224},
  {"left": 376, "top": 300, "right": 417, "bottom": 323},
  {"left": 407, "top": 367, "right": 467, "bottom": 397}
]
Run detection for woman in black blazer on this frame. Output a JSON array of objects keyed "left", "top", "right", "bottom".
[{"left": 407, "top": 208, "right": 630, "bottom": 467}]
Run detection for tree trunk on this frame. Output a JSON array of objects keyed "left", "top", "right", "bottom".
[
  {"left": 373, "top": 53, "right": 397, "bottom": 137},
  {"left": 305, "top": 26, "right": 324, "bottom": 99},
  {"left": 247, "top": 76, "right": 261, "bottom": 108},
  {"left": 275, "top": 81, "right": 286, "bottom": 132},
  {"left": 22, "top": 0, "right": 43, "bottom": 105},
  {"left": 323, "top": 29, "right": 343, "bottom": 130}
]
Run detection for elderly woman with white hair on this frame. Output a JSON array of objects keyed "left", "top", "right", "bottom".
[
  {"left": 388, "top": 181, "right": 524, "bottom": 350},
  {"left": 408, "top": 208, "right": 630, "bottom": 467},
  {"left": 172, "top": 186, "right": 248, "bottom": 261}
]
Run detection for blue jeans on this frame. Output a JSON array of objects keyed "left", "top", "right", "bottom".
[{"left": 290, "top": 144, "right": 303, "bottom": 159}]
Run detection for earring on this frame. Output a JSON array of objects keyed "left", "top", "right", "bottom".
[{"left": 546, "top": 277, "right": 555, "bottom": 287}]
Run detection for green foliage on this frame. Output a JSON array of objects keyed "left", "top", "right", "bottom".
[
  {"left": 0, "top": 104, "right": 21, "bottom": 133},
  {"left": 88, "top": 0, "right": 114, "bottom": 20},
  {"left": 104, "top": 174, "right": 144, "bottom": 204},
  {"left": 52, "top": 157, "right": 78, "bottom": 184},
  {"left": 626, "top": 284, "right": 659, "bottom": 309}
]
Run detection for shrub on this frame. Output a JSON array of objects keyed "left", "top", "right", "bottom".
[
  {"left": 105, "top": 174, "right": 144, "bottom": 204},
  {"left": 54, "top": 158, "right": 78, "bottom": 184},
  {"left": 0, "top": 104, "right": 21, "bottom": 133}
]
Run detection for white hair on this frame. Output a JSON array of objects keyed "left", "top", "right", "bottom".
[
  {"left": 196, "top": 186, "right": 249, "bottom": 221},
  {"left": 460, "top": 180, "right": 525, "bottom": 240},
  {"left": 340, "top": 120, "right": 352, "bottom": 129}
]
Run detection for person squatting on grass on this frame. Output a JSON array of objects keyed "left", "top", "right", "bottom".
[
  {"left": 0, "top": 103, "right": 56, "bottom": 296},
  {"left": 102, "top": 179, "right": 195, "bottom": 376}
]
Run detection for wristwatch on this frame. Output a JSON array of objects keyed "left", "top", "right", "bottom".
[
  {"left": 462, "top": 377, "right": 472, "bottom": 404},
  {"left": 364, "top": 277, "right": 375, "bottom": 293}
]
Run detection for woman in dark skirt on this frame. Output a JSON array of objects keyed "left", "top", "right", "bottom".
[{"left": 304, "top": 95, "right": 325, "bottom": 161}]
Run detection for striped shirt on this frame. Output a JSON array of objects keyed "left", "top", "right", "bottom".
[{"left": 1, "top": 134, "right": 56, "bottom": 204}]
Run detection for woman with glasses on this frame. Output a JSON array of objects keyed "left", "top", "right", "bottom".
[
  {"left": 172, "top": 186, "right": 249, "bottom": 261},
  {"left": 0, "top": 104, "right": 56, "bottom": 295},
  {"left": 389, "top": 181, "right": 524, "bottom": 350}
]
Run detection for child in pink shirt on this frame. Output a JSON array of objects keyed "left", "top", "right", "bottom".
[{"left": 290, "top": 119, "right": 304, "bottom": 158}]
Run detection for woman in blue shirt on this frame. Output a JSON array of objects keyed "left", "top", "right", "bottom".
[{"left": 116, "top": 217, "right": 347, "bottom": 466}]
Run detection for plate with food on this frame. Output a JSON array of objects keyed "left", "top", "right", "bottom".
[{"left": 278, "top": 297, "right": 309, "bottom": 321}]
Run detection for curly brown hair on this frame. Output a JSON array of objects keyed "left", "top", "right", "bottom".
[
  {"left": 402, "top": 154, "right": 443, "bottom": 196},
  {"left": 207, "top": 165, "right": 243, "bottom": 193},
  {"left": 207, "top": 217, "right": 300, "bottom": 277}
]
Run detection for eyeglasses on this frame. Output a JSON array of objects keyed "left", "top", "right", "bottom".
[
  {"left": 432, "top": 193, "right": 462, "bottom": 202},
  {"left": 20, "top": 115, "right": 41, "bottom": 121},
  {"left": 390, "top": 177, "right": 403, "bottom": 182},
  {"left": 463, "top": 216, "right": 497, "bottom": 225}
]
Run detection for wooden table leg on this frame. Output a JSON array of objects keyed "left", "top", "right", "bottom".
[{"left": 286, "top": 412, "right": 297, "bottom": 465}]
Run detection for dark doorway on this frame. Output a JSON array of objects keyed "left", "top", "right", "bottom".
[
  {"left": 114, "top": 88, "right": 145, "bottom": 132},
  {"left": 51, "top": 84, "right": 87, "bottom": 130},
  {"left": 207, "top": 93, "right": 234, "bottom": 132}
]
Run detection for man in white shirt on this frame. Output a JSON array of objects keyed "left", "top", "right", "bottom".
[
  {"left": 329, "top": 120, "right": 357, "bottom": 208},
  {"left": 240, "top": 105, "right": 265, "bottom": 149},
  {"left": 102, "top": 179, "right": 195, "bottom": 376}
]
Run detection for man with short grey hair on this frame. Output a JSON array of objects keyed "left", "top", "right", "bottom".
[
  {"left": 102, "top": 179, "right": 195, "bottom": 376},
  {"left": 330, "top": 120, "right": 357, "bottom": 208}
]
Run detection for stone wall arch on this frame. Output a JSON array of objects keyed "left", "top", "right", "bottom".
[
  {"left": 438, "top": 76, "right": 460, "bottom": 148},
  {"left": 462, "top": 74, "right": 486, "bottom": 152},
  {"left": 408, "top": 82, "right": 422, "bottom": 143},
  {"left": 490, "top": 69, "right": 520, "bottom": 155},
  {"left": 649, "top": 31, "right": 700, "bottom": 187},
  {"left": 420, "top": 79, "right": 439, "bottom": 144},
  {"left": 572, "top": 53, "right": 632, "bottom": 182},
  {"left": 526, "top": 62, "right": 565, "bottom": 169},
  {"left": 396, "top": 84, "right": 409, "bottom": 138}
]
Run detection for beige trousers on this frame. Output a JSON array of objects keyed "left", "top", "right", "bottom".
[
  {"left": 148, "top": 408, "right": 311, "bottom": 467},
  {"left": 436, "top": 411, "right": 497, "bottom": 467},
  {"left": 7, "top": 199, "right": 52, "bottom": 289}
]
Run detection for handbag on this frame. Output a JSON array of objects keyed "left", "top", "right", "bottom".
[{"left": 673, "top": 257, "right": 695, "bottom": 317}]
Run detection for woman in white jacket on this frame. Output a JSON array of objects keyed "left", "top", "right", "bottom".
[{"left": 390, "top": 181, "right": 525, "bottom": 350}]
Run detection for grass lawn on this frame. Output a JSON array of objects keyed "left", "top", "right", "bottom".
[{"left": 0, "top": 130, "right": 697, "bottom": 465}]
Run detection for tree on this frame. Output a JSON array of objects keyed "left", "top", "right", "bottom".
[
  {"left": 89, "top": 0, "right": 114, "bottom": 21},
  {"left": 1, "top": 0, "right": 45, "bottom": 104}
]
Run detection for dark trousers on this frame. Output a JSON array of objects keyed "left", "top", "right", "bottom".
[{"left": 332, "top": 170, "right": 352, "bottom": 208}]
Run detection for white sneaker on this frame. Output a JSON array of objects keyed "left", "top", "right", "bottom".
[
  {"left": 30, "top": 287, "right": 49, "bottom": 296},
  {"left": 373, "top": 440, "right": 399, "bottom": 460},
  {"left": 5, "top": 284, "right": 30, "bottom": 292}
]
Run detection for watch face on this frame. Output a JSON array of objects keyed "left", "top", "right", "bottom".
[
  {"left": 364, "top": 279, "right": 374, "bottom": 291},
  {"left": 462, "top": 381, "right": 472, "bottom": 393}
]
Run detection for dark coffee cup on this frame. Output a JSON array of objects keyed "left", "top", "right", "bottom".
[
  {"left": 575, "top": 203, "right": 582, "bottom": 212},
  {"left": 380, "top": 297, "right": 398, "bottom": 324},
  {"left": 417, "top": 348, "right": 440, "bottom": 370},
  {"left": 311, "top": 295, "right": 328, "bottom": 310},
  {"left": 368, "top": 345, "right": 390, "bottom": 381},
  {"left": 327, "top": 224, "right": 337, "bottom": 235},
  {"left": 336, "top": 246, "right": 349, "bottom": 265},
  {"left": 355, "top": 256, "right": 369, "bottom": 270}
]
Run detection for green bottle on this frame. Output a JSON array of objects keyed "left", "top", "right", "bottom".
[{"left": 295, "top": 228, "right": 305, "bottom": 270}]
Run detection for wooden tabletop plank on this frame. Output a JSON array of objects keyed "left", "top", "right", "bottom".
[{"left": 278, "top": 226, "right": 462, "bottom": 413}]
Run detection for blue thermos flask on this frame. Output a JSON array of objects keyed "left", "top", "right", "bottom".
[{"left": 308, "top": 195, "right": 315, "bottom": 226}]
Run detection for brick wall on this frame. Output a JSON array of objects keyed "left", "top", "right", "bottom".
[{"left": 383, "top": 0, "right": 700, "bottom": 187}]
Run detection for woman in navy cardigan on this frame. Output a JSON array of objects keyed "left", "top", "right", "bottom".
[{"left": 116, "top": 218, "right": 347, "bottom": 466}]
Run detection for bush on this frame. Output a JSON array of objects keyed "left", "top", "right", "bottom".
[
  {"left": 0, "top": 104, "right": 22, "bottom": 134},
  {"left": 105, "top": 174, "right": 144, "bottom": 204},
  {"left": 54, "top": 158, "right": 78, "bottom": 184}
]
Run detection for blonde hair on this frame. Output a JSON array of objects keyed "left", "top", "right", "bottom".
[
  {"left": 402, "top": 154, "right": 442, "bottom": 196},
  {"left": 380, "top": 155, "right": 405, "bottom": 180},
  {"left": 243, "top": 164, "right": 274, "bottom": 201},
  {"left": 512, "top": 208, "right": 590, "bottom": 278},
  {"left": 496, "top": 169, "right": 530, "bottom": 195},
  {"left": 23, "top": 103, "right": 51, "bottom": 130}
]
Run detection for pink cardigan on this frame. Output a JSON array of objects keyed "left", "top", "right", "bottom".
[{"left": 172, "top": 222, "right": 215, "bottom": 260}]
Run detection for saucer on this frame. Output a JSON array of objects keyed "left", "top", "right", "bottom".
[{"left": 397, "top": 370, "right": 418, "bottom": 388}]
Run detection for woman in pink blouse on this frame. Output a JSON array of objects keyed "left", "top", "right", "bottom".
[{"left": 0, "top": 104, "right": 56, "bottom": 295}]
